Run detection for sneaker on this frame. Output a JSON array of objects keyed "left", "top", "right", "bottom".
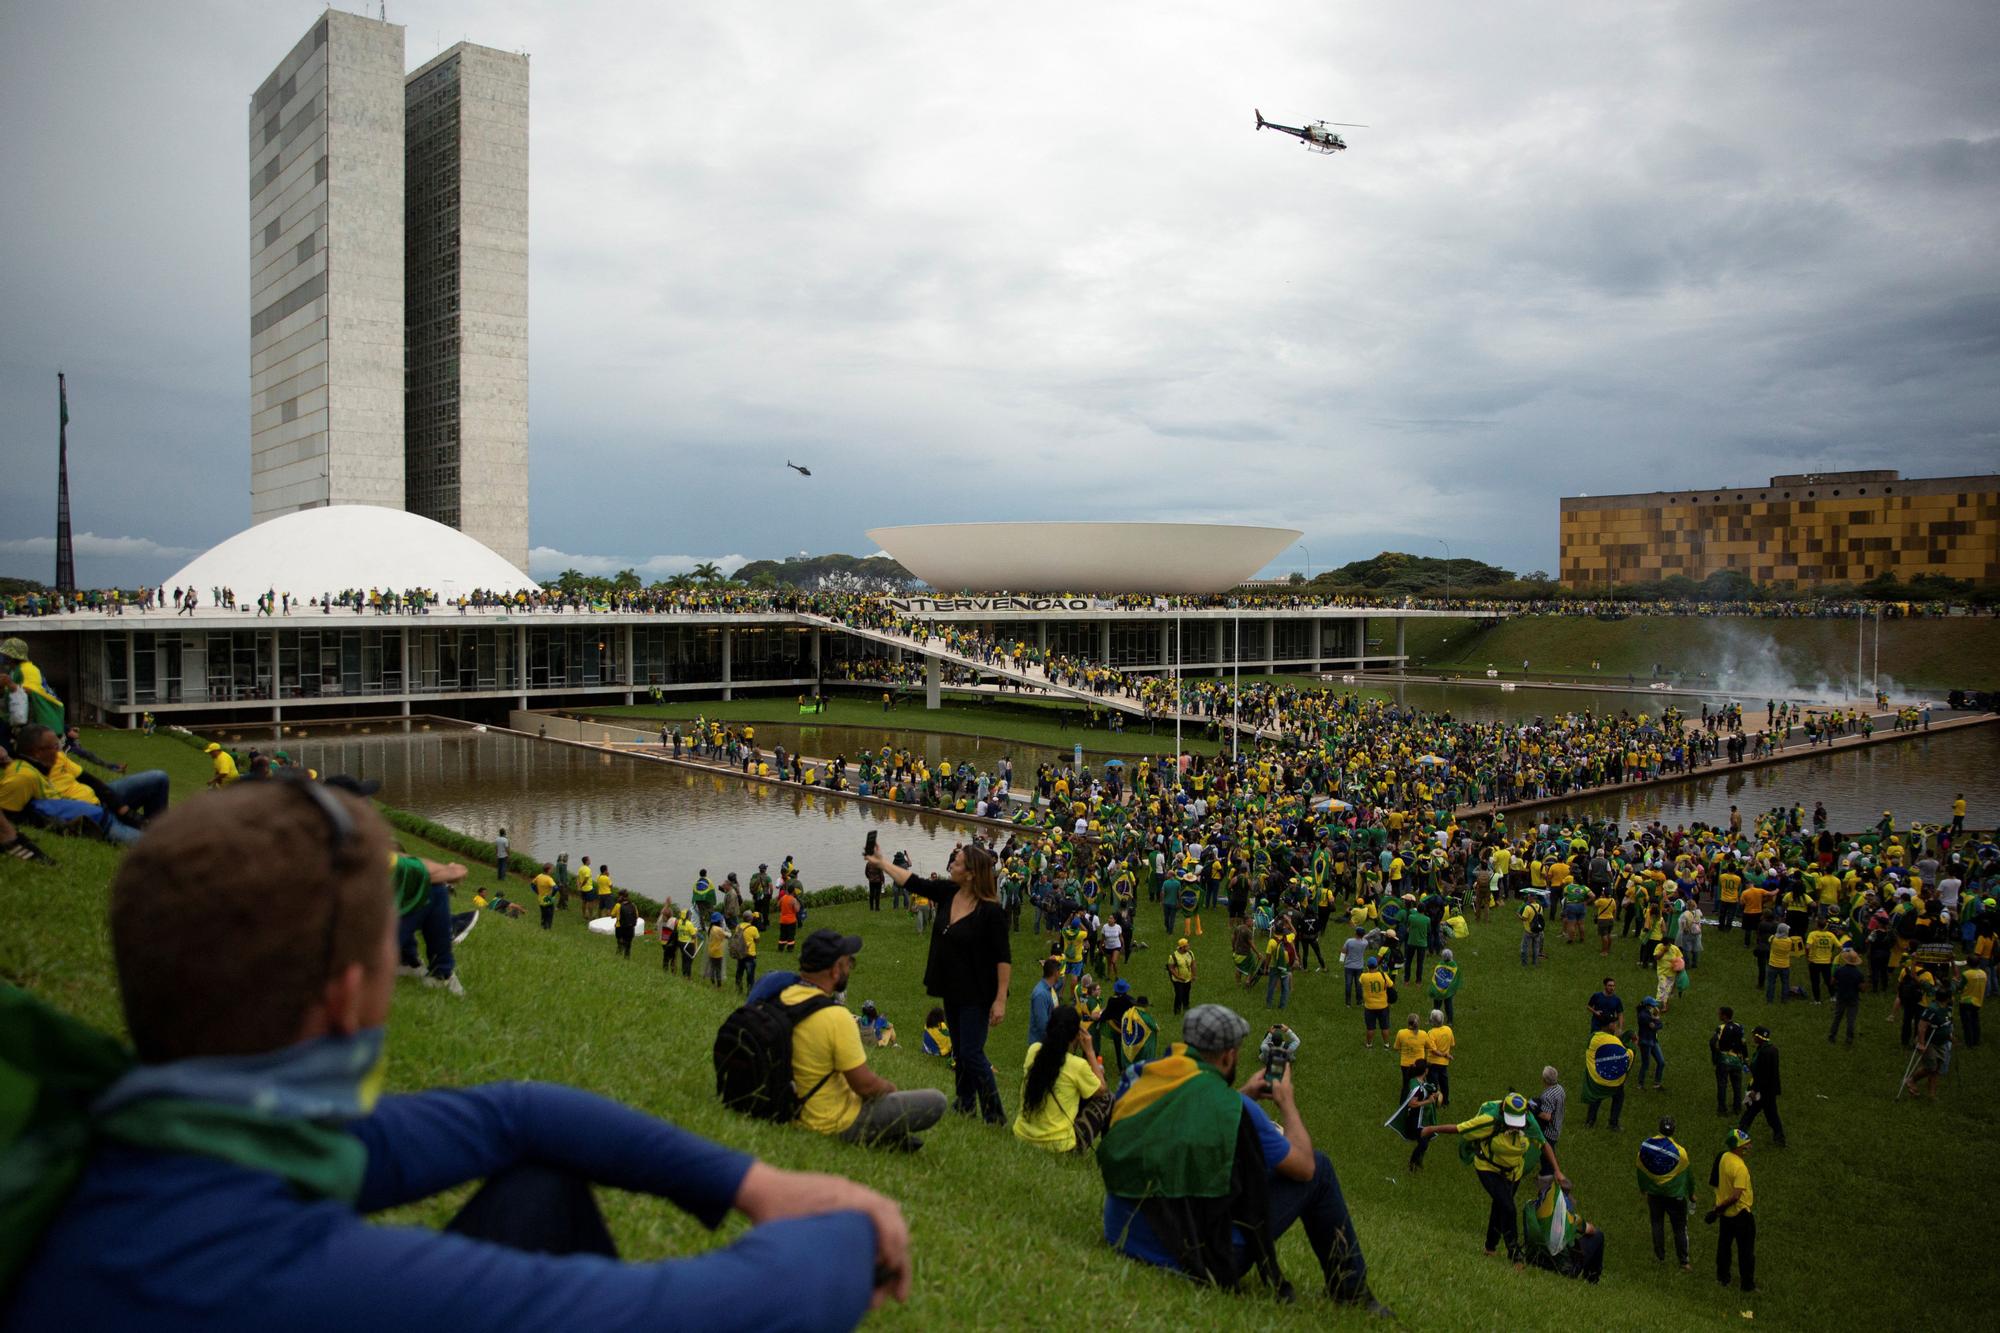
[
  {"left": 0, "top": 834, "right": 55, "bottom": 865},
  {"left": 396, "top": 964, "right": 425, "bottom": 979},
  {"left": 424, "top": 972, "right": 466, "bottom": 997}
]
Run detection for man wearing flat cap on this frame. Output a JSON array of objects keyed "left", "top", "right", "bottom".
[{"left": 1096, "top": 1002, "right": 1391, "bottom": 1316}]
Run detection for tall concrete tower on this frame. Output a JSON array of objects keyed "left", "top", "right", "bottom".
[
  {"left": 248, "top": 10, "right": 406, "bottom": 525},
  {"left": 248, "top": 11, "right": 529, "bottom": 573}
]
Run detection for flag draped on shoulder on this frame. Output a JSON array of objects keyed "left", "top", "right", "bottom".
[
  {"left": 1097, "top": 1045, "right": 1238, "bottom": 1199},
  {"left": 1636, "top": 1135, "right": 1693, "bottom": 1198}
]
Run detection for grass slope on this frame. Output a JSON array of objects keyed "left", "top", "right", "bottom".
[
  {"left": 5, "top": 730, "right": 1995, "bottom": 1330},
  {"left": 1395, "top": 616, "right": 2000, "bottom": 692},
  {"left": 585, "top": 695, "right": 1224, "bottom": 757}
]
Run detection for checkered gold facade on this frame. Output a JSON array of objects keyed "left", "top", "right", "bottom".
[{"left": 1559, "top": 471, "right": 2000, "bottom": 589}]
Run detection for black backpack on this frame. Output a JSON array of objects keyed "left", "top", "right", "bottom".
[{"left": 713, "top": 993, "right": 841, "bottom": 1121}]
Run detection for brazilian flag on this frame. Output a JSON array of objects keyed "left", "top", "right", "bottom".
[
  {"left": 1096, "top": 1044, "right": 1239, "bottom": 1200},
  {"left": 1635, "top": 1135, "right": 1692, "bottom": 1199},
  {"left": 1118, "top": 1007, "right": 1162, "bottom": 1067},
  {"left": 1522, "top": 1181, "right": 1580, "bottom": 1257},
  {"left": 1428, "top": 962, "right": 1460, "bottom": 1001},
  {"left": 1580, "top": 1031, "right": 1631, "bottom": 1103}
]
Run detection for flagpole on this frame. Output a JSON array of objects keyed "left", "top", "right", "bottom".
[{"left": 55, "top": 372, "right": 75, "bottom": 594}]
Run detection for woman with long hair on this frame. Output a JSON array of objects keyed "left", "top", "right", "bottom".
[
  {"left": 872, "top": 841, "right": 1013, "bottom": 1124},
  {"left": 1013, "top": 1005, "right": 1110, "bottom": 1153}
]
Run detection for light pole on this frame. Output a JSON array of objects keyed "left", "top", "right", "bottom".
[
  {"left": 1173, "top": 614, "right": 1182, "bottom": 789},
  {"left": 1232, "top": 615, "right": 1240, "bottom": 762},
  {"left": 1435, "top": 538, "right": 1452, "bottom": 604},
  {"left": 1296, "top": 543, "right": 1313, "bottom": 583}
]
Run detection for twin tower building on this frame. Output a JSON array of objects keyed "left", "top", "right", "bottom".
[{"left": 249, "top": 9, "right": 528, "bottom": 572}]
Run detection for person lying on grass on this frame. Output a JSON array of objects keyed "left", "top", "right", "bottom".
[{"left": 1, "top": 779, "right": 911, "bottom": 1333}]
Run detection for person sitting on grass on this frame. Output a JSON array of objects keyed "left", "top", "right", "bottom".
[
  {"left": 1014, "top": 1006, "right": 1110, "bottom": 1154},
  {"left": 922, "top": 1007, "right": 954, "bottom": 1061},
  {"left": 856, "top": 1001, "right": 898, "bottom": 1048},
  {"left": 1097, "top": 1003, "right": 1392, "bottom": 1316},
  {"left": 0, "top": 723, "right": 171, "bottom": 847},
  {"left": 783, "top": 929, "right": 946, "bottom": 1151},
  {"left": 1, "top": 779, "right": 913, "bottom": 1331}
]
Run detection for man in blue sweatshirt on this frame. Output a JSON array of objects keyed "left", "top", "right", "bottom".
[{"left": 3, "top": 780, "right": 910, "bottom": 1333}]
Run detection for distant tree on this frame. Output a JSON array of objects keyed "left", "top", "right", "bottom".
[
  {"left": 613, "top": 568, "right": 642, "bottom": 592},
  {"left": 691, "top": 561, "right": 722, "bottom": 583}
]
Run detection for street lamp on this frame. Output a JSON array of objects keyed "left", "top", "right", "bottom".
[
  {"left": 1296, "top": 543, "right": 1313, "bottom": 583},
  {"left": 1435, "top": 538, "right": 1452, "bottom": 604}
]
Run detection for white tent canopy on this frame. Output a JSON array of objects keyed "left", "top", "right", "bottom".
[{"left": 164, "top": 505, "right": 536, "bottom": 601}]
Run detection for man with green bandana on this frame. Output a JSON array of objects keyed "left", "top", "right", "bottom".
[{"left": 1098, "top": 1003, "right": 1391, "bottom": 1315}]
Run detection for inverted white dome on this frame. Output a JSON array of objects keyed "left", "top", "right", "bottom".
[
  {"left": 165, "top": 505, "right": 536, "bottom": 599},
  {"left": 867, "top": 522, "right": 1303, "bottom": 595}
]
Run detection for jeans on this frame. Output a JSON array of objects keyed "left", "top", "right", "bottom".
[
  {"left": 1266, "top": 970, "right": 1291, "bottom": 1009},
  {"left": 1829, "top": 996, "right": 1858, "bottom": 1042},
  {"left": 1344, "top": 968, "right": 1362, "bottom": 1005},
  {"left": 397, "top": 882, "right": 455, "bottom": 979},
  {"left": 1647, "top": 1195, "right": 1689, "bottom": 1264},
  {"left": 946, "top": 1001, "right": 1004, "bottom": 1122},
  {"left": 540, "top": 904, "right": 554, "bottom": 930},
  {"left": 1584, "top": 1086, "right": 1623, "bottom": 1129},
  {"left": 1717, "top": 1211, "right": 1756, "bottom": 1291},
  {"left": 1963, "top": 1002, "right": 1982, "bottom": 1047},
  {"left": 1713, "top": 1063, "right": 1742, "bottom": 1114},
  {"left": 1808, "top": 962, "right": 1832, "bottom": 1001},
  {"left": 1765, "top": 966, "right": 1790, "bottom": 1003},
  {"left": 839, "top": 1088, "right": 948, "bottom": 1147},
  {"left": 1637, "top": 1039, "right": 1665, "bottom": 1086},
  {"left": 1520, "top": 933, "right": 1543, "bottom": 966},
  {"left": 103, "top": 770, "right": 170, "bottom": 828},
  {"left": 1477, "top": 1170, "right": 1522, "bottom": 1260},
  {"left": 734, "top": 956, "right": 758, "bottom": 991},
  {"left": 1171, "top": 979, "right": 1191, "bottom": 1014},
  {"left": 1265, "top": 1149, "right": 1371, "bottom": 1301},
  {"left": 1404, "top": 946, "right": 1426, "bottom": 983}
]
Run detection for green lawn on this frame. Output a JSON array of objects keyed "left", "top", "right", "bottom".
[
  {"left": 1394, "top": 615, "right": 2000, "bottom": 691},
  {"left": 4, "top": 729, "right": 1993, "bottom": 1329},
  {"left": 584, "top": 695, "right": 1225, "bottom": 757}
]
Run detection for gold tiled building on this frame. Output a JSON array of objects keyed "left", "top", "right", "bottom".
[{"left": 1559, "top": 470, "right": 2000, "bottom": 589}]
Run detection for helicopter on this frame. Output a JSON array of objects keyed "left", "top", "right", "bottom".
[
  {"left": 1254, "top": 109, "right": 1367, "bottom": 154},
  {"left": 785, "top": 460, "right": 813, "bottom": 477}
]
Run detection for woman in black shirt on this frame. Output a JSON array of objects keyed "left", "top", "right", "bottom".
[{"left": 870, "top": 843, "right": 1012, "bottom": 1124}]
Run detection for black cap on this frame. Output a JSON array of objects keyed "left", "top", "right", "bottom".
[
  {"left": 1659, "top": 1116, "right": 1676, "bottom": 1136},
  {"left": 1751, "top": 1025, "right": 1771, "bottom": 1041},
  {"left": 799, "top": 928, "right": 864, "bottom": 971}
]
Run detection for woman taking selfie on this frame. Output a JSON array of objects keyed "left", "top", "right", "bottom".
[
  {"left": 1014, "top": 1006, "right": 1111, "bottom": 1153},
  {"left": 871, "top": 842, "right": 1012, "bottom": 1123}
]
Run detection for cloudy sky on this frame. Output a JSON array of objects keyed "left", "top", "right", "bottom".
[{"left": 2, "top": 0, "right": 1994, "bottom": 588}]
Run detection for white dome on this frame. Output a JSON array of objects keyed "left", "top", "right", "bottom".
[
  {"left": 867, "top": 522, "right": 1303, "bottom": 595},
  {"left": 165, "top": 506, "right": 536, "bottom": 600}
]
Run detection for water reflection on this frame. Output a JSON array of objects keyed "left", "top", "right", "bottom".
[
  {"left": 1541, "top": 726, "right": 1998, "bottom": 831},
  {"left": 282, "top": 728, "right": 983, "bottom": 903}
]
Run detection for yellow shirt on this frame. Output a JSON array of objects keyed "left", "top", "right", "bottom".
[
  {"left": 210, "top": 750, "right": 240, "bottom": 785},
  {"left": 1804, "top": 930, "right": 1838, "bottom": 965},
  {"left": 739, "top": 923, "right": 760, "bottom": 957},
  {"left": 1715, "top": 1150, "right": 1753, "bottom": 1215},
  {"left": 1961, "top": 969, "right": 1987, "bottom": 1008},
  {"left": 1593, "top": 895, "right": 1617, "bottom": 922},
  {"left": 707, "top": 924, "right": 729, "bottom": 959},
  {"left": 1012, "top": 1044, "right": 1100, "bottom": 1151},
  {"left": 1358, "top": 970, "right": 1390, "bottom": 1011},
  {"left": 1425, "top": 1025, "right": 1454, "bottom": 1064},
  {"left": 1769, "top": 936, "right": 1800, "bottom": 968},
  {"left": 1393, "top": 1027, "right": 1427, "bottom": 1067},
  {"left": 1167, "top": 948, "right": 1196, "bottom": 982},
  {"left": 1718, "top": 873, "right": 1741, "bottom": 903},
  {"left": 596, "top": 872, "right": 613, "bottom": 898},
  {"left": 531, "top": 873, "right": 556, "bottom": 905},
  {"left": 781, "top": 983, "right": 864, "bottom": 1135}
]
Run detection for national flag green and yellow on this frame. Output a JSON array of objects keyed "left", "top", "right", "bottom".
[
  {"left": 1096, "top": 1044, "right": 1239, "bottom": 1200},
  {"left": 1636, "top": 1135, "right": 1693, "bottom": 1198}
]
